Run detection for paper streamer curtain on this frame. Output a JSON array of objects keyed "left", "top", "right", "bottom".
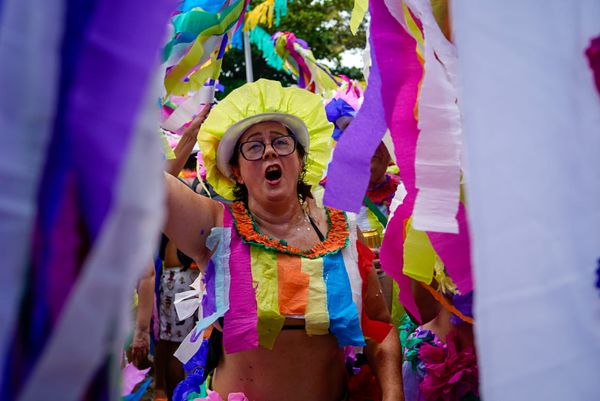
[
  {"left": 161, "top": 0, "right": 250, "bottom": 136},
  {"left": 0, "top": 0, "right": 174, "bottom": 400},
  {"left": 272, "top": 31, "right": 342, "bottom": 95},
  {"left": 324, "top": 0, "right": 472, "bottom": 326},
  {"left": 236, "top": 0, "right": 347, "bottom": 97},
  {"left": 452, "top": 1, "right": 600, "bottom": 400},
  {"left": 160, "top": 0, "right": 295, "bottom": 138}
]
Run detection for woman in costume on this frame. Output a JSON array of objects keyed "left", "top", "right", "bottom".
[
  {"left": 399, "top": 277, "right": 478, "bottom": 401},
  {"left": 163, "top": 79, "right": 403, "bottom": 401}
]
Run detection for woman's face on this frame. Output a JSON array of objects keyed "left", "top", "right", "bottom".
[
  {"left": 369, "top": 142, "right": 391, "bottom": 187},
  {"left": 231, "top": 121, "right": 303, "bottom": 204}
]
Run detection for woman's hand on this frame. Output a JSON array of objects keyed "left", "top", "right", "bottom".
[
  {"left": 129, "top": 327, "right": 150, "bottom": 368},
  {"left": 182, "top": 104, "right": 211, "bottom": 138}
]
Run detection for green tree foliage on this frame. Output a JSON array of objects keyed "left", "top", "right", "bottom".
[{"left": 218, "top": 0, "right": 367, "bottom": 98}]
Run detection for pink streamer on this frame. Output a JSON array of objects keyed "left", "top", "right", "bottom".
[
  {"left": 370, "top": 0, "right": 423, "bottom": 320},
  {"left": 426, "top": 203, "right": 473, "bottom": 294},
  {"left": 222, "top": 208, "right": 259, "bottom": 353},
  {"left": 121, "top": 363, "right": 150, "bottom": 396}
]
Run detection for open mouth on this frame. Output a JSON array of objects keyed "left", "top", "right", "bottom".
[{"left": 265, "top": 165, "right": 282, "bottom": 183}]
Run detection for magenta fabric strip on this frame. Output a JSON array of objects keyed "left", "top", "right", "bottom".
[
  {"left": 427, "top": 202, "right": 473, "bottom": 294},
  {"left": 371, "top": 0, "right": 424, "bottom": 320},
  {"left": 222, "top": 207, "right": 259, "bottom": 353},
  {"left": 323, "top": 42, "right": 387, "bottom": 213}
]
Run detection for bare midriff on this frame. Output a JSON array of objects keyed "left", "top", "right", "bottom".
[{"left": 212, "top": 319, "right": 347, "bottom": 401}]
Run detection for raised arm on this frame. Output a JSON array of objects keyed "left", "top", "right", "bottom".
[{"left": 163, "top": 173, "right": 223, "bottom": 265}]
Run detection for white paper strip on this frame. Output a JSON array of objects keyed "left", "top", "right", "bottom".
[
  {"left": 162, "top": 84, "right": 215, "bottom": 132},
  {"left": 174, "top": 326, "right": 205, "bottom": 364},
  {"left": 0, "top": 0, "right": 65, "bottom": 387},
  {"left": 174, "top": 275, "right": 204, "bottom": 321},
  {"left": 405, "top": 0, "right": 462, "bottom": 234},
  {"left": 452, "top": 1, "right": 600, "bottom": 400}
]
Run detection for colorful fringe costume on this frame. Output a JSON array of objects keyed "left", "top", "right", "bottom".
[
  {"left": 202, "top": 202, "right": 372, "bottom": 352},
  {"left": 173, "top": 203, "right": 392, "bottom": 401}
]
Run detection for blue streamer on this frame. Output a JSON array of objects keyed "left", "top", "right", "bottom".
[
  {"left": 183, "top": 339, "right": 209, "bottom": 374},
  {"left": 249, "top": 26, "right": 284, "bottom": 71},
  {"left": 322, "top": 252, "right": 365, "bottom": 346},
  {"left": 180, "top": 0, "right": 228, "bottom": 13},
  {"left": 274, "top": 0, "right": 288, "bottom": 26},
  {"left": 172, "top": 370, "right": 206, "bottom": 401},
  {"left": 230, "top": 26, "right": 244, "bottom": 50}
]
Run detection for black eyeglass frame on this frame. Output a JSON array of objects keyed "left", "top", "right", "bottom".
[{"left": 238, "top": 134, "right": 297, "bottom": 161}]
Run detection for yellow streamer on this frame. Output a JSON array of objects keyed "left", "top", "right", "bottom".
[
  {"left": 159, "top": 129, "right": 176, "bottom": 160},
  {"left": 350, "top": 0, "right": 368, "bottom": 35},
  {"left": 251, "top": 247, "right": 285, "bottom": 349},
  {"left": 403, "top": 2, "right": 424, "bottom": 60},
  {"left": 165, "top": 35, "right": 208, "bottom": 95},
  {"left": 391, "top": 281, "right": 405, "bottom": 329},
  {"left": 244, "top": 0, "right": 275, "bottom": 31},
  {"left": 431, "top": 0, "right": 451, "bottom": 42},
  {"left": 403, "top": 217, "right": 436, "bottom": 284},
  {"left": 301, "top": 258, "right": 329, "bottom": 335}
]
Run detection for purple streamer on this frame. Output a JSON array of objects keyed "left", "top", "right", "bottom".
[
  {"left": 296, "top": 38, "right": 308, "bottom": 49},
  {"left": 202, "top": 260, "right": 217, "bottom": 317},
  {"left": 323, "top": 46, "right": 387, "bottom": 212},
  {"left": 69, "top": 0, "right": 176, "bottom": 239},
  {"left": 450, "top": 291, "right": 473, "bottom": 326},
  {"left": 217, "top": 34, "right": 228, "bottom": 59}
]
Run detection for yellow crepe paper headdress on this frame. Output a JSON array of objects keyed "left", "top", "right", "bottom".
[{"left": 198, "top": 79, "right": 334, "bottom": 200}]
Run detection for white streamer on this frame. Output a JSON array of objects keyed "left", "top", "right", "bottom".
[
  {"left": 405, "top": 0, "right": 463, "bottom": 233},
  {"left": 174, "top": 275, "right": 204, "bottom": 321},
  {"left": 0, "top": 0, "right": 65, "bottom": 388}
]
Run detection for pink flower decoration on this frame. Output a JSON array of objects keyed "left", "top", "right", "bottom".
[
  {"left": 194, "top": 391, "right": 250, "bottom": 401},
  {"left": 418, "top": 331, "right": 479, "bottom": 401},
  {"left": 227, "top": 393, "right": 250, "bottom": 401},
  {"left": 585, "top": 35, "right": 600, "bottom": 95}
]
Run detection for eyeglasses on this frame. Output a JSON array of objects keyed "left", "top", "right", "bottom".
[{"left": 239, "top": 135, "right": 297, "bottom": 161}]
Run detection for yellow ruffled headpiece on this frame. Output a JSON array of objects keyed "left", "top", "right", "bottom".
[{"left": 198, "top": 79, "right": 334, "bottom": 200}]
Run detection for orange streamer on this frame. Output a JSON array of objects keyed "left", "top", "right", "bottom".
[
  {"left": 277, "top": 254, "right": 310, "bottom": 315},
  {"left": 419, "top": 282, "right": 474, "bottom": 325}
]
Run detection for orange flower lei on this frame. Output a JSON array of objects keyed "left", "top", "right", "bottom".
[{"left": 230, "top": 201, "right": 349, "bottom": 259}]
